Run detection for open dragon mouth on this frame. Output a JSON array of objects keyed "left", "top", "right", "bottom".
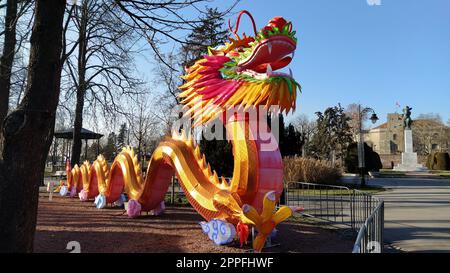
[
  {"left": 178, "top": 11, "right": 301, "bottom": 125},
  {"left": 237, "top": 35, "right": 296, "bottom": 80}
]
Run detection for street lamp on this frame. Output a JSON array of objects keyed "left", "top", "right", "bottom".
[{"left": 357, "top": 105, "right": 379, "bottom": 187}]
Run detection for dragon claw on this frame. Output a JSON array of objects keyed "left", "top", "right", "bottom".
[{"left": 240, "top": 191, "right": 294, "bottom": 252}]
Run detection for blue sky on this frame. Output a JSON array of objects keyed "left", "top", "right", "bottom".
[{"left": 141, "top": 0, "right": 450, "bottom": 128}]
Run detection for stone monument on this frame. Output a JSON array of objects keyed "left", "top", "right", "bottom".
[{"left": 394, "top": 106, "right": 427, "bottom": 171}]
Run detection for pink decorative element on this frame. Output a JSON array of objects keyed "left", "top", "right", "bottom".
[
  {"left": 198, "top": 66, "right": 221, "bottom": 75},
  {"left": 204, "top": 55, "right": 230, "bottom": 63},
  {"left": 78, "top": 189, "right": 88, "bottom": 201},
  {"left": 127, "top": 199, "right": 141, "bottom": 218},
  {"left": 203, "top": 81, "right": 241, "bottom": 101},
  {"left": 197, "top": 81, "right": 228, "bottom": 95},
  {"left": 150, "top": 201, "right": 165, "bottom": 216},
  {"left": 193, "top": 73, "right": 220, "bottom": 83},
  {"left": 289, "top": 206, "right": 304, "bottom": 213},
  {"left": 193, "top": 78, "right": 222, "bottom": 89},
  {"left": 69, "top": 186, "right": 77, "bottom": 198}
]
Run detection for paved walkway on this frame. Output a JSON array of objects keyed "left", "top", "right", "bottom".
[{"left": 368, "top": 177, "right": 450, "bottom": 252}]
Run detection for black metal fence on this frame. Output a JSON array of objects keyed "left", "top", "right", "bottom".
[
  {"left": 165, "top": 179, "right": 384, "bottom": 253},
  {"left": 284, "top": 182, "right": 352, "bottom": 226},
  {"left": 285, "top": 181, "right": 384, "bottom": 253},
  {"left": 352, "top": 197, "right": 384, "bottom": 253}
]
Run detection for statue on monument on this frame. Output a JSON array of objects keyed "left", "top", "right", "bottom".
[
  {"left": 394, "top": 105, "right": 426, "bottom": 171},
  {"left": 402, "top": 106, "right": 413, "bottom": 130}
]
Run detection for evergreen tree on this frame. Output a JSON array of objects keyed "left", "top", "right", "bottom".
[
  {"left": 283, "top": 124, "right": 303, "bottom": 156},
  {"left": 117, "top": 123, "right": 128, "bottom": 150},
  {"left": 182, "top": 8, "right": 232, "bottom": 177},
  {"left": 87, "top": 142, "right": 103, "bottom": 161},
  {"left": 309, "top": 104, "right": 352, "bottom": 163},
  {"left": 103, "top": 132, "right": 117, "bottom": 161},
  {"left": 180, "top": 8, "right": 228, "bottom": 67},
  {"left": 276, "top": 113, "right": 286, "bottom": 150},
  {"left": 269, "top": 112, "right": 303, "bottom": 157},
  {"left": 199, "top": 123, "right": 233, "bottom": 177},
  {"left": 345, "top": 142, "right": 383, "bottom": 173}
]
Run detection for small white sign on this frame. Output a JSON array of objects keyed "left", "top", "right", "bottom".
[{"left": 47, "top": 181, "right": 54, "bottom": 201}]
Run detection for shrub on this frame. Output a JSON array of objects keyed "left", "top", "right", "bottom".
[
  {"left": 283, "top": 156, "right": 341, "bottom": 184},
  {"left": 427, "top": 152, "right": 450, "bottom": 170},
  {"left": 345, "top": 142, "right": 383, "bottom": 173}
]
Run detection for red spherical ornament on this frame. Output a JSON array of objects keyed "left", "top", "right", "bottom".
[{"left": 268, "top": 17, "right": 288, "bottom": 30}]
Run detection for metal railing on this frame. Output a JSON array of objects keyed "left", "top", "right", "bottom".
[
  {"left": 352, "top": 197, "right": 384, "bottom": 253},
  {"left": 350, "top": 190, "right": 382, "bottom": 230},
  {"left": 166, "top": 179, "right": 385, "bottom": 252},
  {"left": 284, "top": 182, "right": 352, "bottom": 226},
  {"left": 285, "top": 181, "right": 384, "bottom": 253}
]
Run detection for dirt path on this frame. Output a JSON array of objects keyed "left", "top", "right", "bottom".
[{"left": 34, "top": 194, "right": 353, "bottom": 253}]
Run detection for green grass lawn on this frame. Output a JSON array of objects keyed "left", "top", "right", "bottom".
[
  {"left": 430, "top": 170, "right": 450, "bottom": 177},
  {"left": 378, "top": 170, "right": 406, "bottom": 177},
  {"left": 164, "top": 194, "right": 190, "bottom": 206},
  {"left": 287, "top": 186, "right": 385, "bottom": 196}
]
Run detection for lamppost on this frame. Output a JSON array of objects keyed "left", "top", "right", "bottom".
[{"left": 357, "top": 105, "right": 379, "bottom": 187}]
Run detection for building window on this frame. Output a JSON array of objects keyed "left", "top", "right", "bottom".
[
  {"left": 393, "top": 134, "right": 397, "bottom": 141},
  {"left": 390, "top": 141, "right": 398, "bottom": 154},
  {"left": 432, "top": 144, "right": 439, "bottom": 150}
]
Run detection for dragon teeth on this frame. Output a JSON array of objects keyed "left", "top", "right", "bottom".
[
  {"left": 266, "top": 64, "right": 272, "bottom": 74},
  {"left": 267, "top": 42, "right": 272, "bottom": 55},
  {"left": 289, "top": 68, "right": 293, "bottom": 77}
]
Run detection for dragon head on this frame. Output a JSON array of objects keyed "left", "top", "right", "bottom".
[{"left": 179, "top": 10, "right": 300, "bottom": 126}]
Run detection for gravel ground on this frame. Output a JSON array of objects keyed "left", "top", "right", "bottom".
[{"left": 34, "top": 194, "right": 354, "bottom": 253}]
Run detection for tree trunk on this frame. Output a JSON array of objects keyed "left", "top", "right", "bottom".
[
  {"left": 70, "top": 85, "right": 85, "bottom": 166},
  {"left": 0, "top": 0, "right": 66, "bottom": 252},
  {"left": 70, "top": 0, "right": 88, "bottom": 166},
  {"left": 0, "top": 0, "right": 18, "bottom": 149}
]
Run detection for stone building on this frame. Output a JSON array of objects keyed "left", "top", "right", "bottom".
[{"left": 364, "top": 113, "right": 450, "bottom": 168}]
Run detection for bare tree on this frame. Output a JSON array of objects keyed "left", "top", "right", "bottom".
[
  {"left": 126, "top": 93, "right": 160, "bottom": 158},
  {"left": 110, "top": 0, "right": 238, "bottom": 70},
  {"left": 150, "top": 51, "right": 183, "bottom": 135},
  {"left": 416, "top": 113, "right": 443, "bottom": 123},
  {"left": 61, "top": 0, "right": 143, "bottom": 166},
  {"left": 74, "top": 1, "right": 239, "bottom": 141},
  {"left": 345, "top": 103, "right": 369, "bottom": 141},
  {"left": 413, "top": 118, "right": 450, "bottom": 155},
  {"left": 0, "top": 0, "right": 33, "bottom": 147},
  {"left": 0, "top": 0, "right": 18, "bottom": 136},
  {"left": 0, "top": 0, "right": 66, "bottom": 252},
  {"left": 5, "top": 1, "right": 34, "bottom": 109},
  {"left": 293, "top": 114, "right": 317, "bottom": 157}
]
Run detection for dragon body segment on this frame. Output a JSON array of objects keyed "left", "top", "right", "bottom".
[{"left": 63, "top": 11, "right": 301, "bottom": 251}]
